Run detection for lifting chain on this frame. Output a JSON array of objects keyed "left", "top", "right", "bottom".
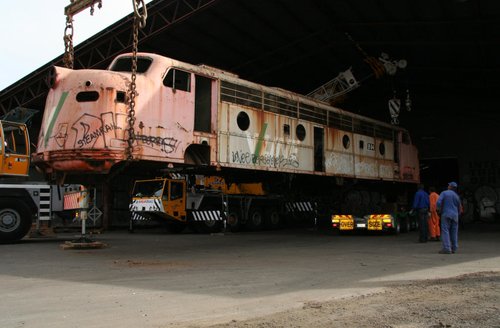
[
  {"left": 63, "top": 0, "right": 103, "bottom": 69},
  {"left": 126, "top": 0, "right": 148, "bottom": 161},
  {"left": 63, "top": 15, "right": 75, "bottom": 69}
]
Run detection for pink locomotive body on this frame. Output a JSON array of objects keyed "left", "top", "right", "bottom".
[{"left": 34, "top": 52, "right": 419, "bottom": 184}]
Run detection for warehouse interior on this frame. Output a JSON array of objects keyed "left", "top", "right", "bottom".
[{"left": 0, "top": 0, "right": 499, "bottom": 224}]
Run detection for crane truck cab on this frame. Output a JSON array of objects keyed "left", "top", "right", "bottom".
[
  {"left": 0, "top": 119, "right": 78, "bottom": 244},
  {"left": 130, "top": 175, "right": 307, "bottom": 234},
  {"left": 0, "top": 120, "right": 46, "bottom": 243},
  {"left": 0, "top": 121, "right": 30, "bottom": 176},
  {"left": 131, "top": 178, "right": 187, "bottom": 223}
]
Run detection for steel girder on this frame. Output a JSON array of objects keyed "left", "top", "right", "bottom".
[{"left": 0, "top": 0, "right": 219, "bottom": 115}]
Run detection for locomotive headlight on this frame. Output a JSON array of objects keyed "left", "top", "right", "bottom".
[
  {"left": 85, "top": 80, "right": 93, "bottom": 87},
  {"left": 46, "top": 66, "right": 72, "bottom": 89},
  {"left": 47, "top": 66, "right": 57, "bottom": 89}
]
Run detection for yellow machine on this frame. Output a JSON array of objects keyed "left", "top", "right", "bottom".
[
  {"left": 195, "top": 176, "right": 266, "bottom": 196},
  {"left": 130, "top": 175, "right": 301, "bottom": 233},
  {"left": 131, "top": 178, "right": 187, "bottom": 223},
  {"left": 0, "top": 121, "right": 30, "bottom": 177},
  {"left": 0, "top": 112, "right": 82, "bottom": 244},
  {"left": 0, "top": 118, "right": 69, "bottom": 244}
]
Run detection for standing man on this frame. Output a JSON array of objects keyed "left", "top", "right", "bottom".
[
  {"left": 436, "top": 182, "right": 462, "bottom": 254},
  {"left": 428, "top": 186, "right": 440, "bottom": 241},
  {"left": 412, "top": 184, "right": 430, "bottom": 243}
]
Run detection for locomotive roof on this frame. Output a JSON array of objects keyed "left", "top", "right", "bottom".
[{"left": 113, "top": 52, "right": 408, "bottom": 133}]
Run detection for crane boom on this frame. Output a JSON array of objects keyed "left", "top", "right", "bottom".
[
  {"left": 307, "top": 68, "right": 359, "bottom": 102},
  {"left": 308, "top": 53, "right": 407, "bottom": 104}
]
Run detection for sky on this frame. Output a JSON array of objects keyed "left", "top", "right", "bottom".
[{"left": 0, "top": 0, "right": 152, "bottom": 91}]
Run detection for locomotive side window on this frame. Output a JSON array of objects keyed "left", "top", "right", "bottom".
[
  {"left": 110, "top": 56, "right": 152, "bottom": 73},
  {"left": 163, "top": 69, "right": 191, "bottom": 92},
  {"left": 116, "top": 91, "right": 126, "bottom": 103},
  {"left": 283, "top": 124, "right": 290, "bottom": 136},
  {"left": 237, "top": 111, "right": 250, "bottom": 131},
  {"left": 296, "top": 124, "right": 306, "bottom": 141},
  {"left": 379, "top": 143, "right": 386, "bottom": 155},
  {"left": 342, "top": 135, "right": 350, "bottom": 149}
]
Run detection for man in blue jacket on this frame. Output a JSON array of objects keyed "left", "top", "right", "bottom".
[
  {"left": 436, "top": 182, "right": 462, "bottom": 254},
  {"left": 412, "top": 184, "right": 430, "bottom": 243}
]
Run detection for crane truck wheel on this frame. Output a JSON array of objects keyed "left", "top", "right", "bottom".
[
  {"left": 245, "top": 207, "right": 264, "bottom": 231},
  {"left": 0, "top": 199, "right": 33, "bottom": 244},
  {"left": 392, "top": 219, "right": 401, "bottom": 235},
  {"left": 264, "top": 207, "right": 281, "bottom": 230},
  {"left": 193, "top": 206, "right": 223, "bottom": 233},
  {"left": 226, "top": 209, "right": 241, "bottom": 232},
  {"left": 166, "top": 221, "right": 186, "bottom": 234},
  {"left": 400, "top": 216, "right": 411, "bottom": 233},
  {"left": 195, "top": 219, "right": 223, "bottom": 234}
]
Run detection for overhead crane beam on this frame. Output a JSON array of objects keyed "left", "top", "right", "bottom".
[{"left": 65, "top": 0, "right": 102, "bottom": 17}]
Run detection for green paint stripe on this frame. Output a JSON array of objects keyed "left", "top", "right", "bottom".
[
  {"left": 44, "top": 91, "right": 69, "bottom": 147},
  {"left": 253, "top": 122, "right": 268, "bottom": 164}
]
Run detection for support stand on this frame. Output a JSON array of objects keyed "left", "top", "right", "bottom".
[{"left": 60, "top": 187, "right": 106, "bottom": 250}]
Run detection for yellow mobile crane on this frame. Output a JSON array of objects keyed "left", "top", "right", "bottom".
[
  {"left": 0, "top": 109, "right": 68, "bottom": 243},
  {"left": 1, "top": 0, "right": 147, "bottom": 243},
  {"left": 130, "top": 174, "right": 312, "bottom": 233}
]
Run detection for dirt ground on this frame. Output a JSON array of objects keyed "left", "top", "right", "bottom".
[
  {"left": 2, "top": 223, "right": 500, "bottom": 328},
  {"left": 207, "top": 271, "right": 500, "bottom": 328}
]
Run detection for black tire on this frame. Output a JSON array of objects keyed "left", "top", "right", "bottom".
[
  {"left": 392, "top": 219, "right": 401, "bottom": 235},
  {"left": 264, "top": 207, "right": 281, "bottom": 229},
  {"left": 194, "top": 220, "right": 223, "bottom": 234},
  {"left": 193, "top": 206, "right": 223, "bottom": 233},
  {"left": 226, "top": 208, "right": 241, "bottom": 232},
  {"left": 245, "top": 207, "right": 264, "bottom": 231},
  {"left": 400, "top": 217, "right": 411, "bottom": 233},
  {"left": 0, "top": 199, "right": 33, "bottom": 244},
  {"left": 166, "top": 221, "right": 186, "bottom": 234}
]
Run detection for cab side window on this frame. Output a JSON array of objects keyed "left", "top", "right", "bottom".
[
  {"left": 2, "top": 124, "right": 27, "bottom": 155},
  {"left": 163, "top": 68, "right": 191, "bottom": 92},
  {"left": 170, "top": 182, "right": 183, "bottom": 200}
]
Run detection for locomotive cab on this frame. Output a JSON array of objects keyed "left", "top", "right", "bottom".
[{"left": 394, "top": 130, "right": 419, "bottom": 183}]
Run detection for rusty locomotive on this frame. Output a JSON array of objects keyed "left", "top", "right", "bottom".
[{"left": 33, "top": 52, "right": 419, "bottom": 229}]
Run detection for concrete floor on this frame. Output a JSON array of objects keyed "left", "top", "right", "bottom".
[{"left": 1, "top": 223, "right": 499, "bottom": 328}]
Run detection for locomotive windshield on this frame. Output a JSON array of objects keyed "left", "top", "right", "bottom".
[{"left": 109, "top": 56, "right": 153, "bottom": 73}]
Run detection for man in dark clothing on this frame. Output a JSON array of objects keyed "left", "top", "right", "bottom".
[
  {"left": 436, "top": 181, "right": 462, "bottom": 254},
  {"left": 412, "top": 184, "right": 430, "bottom": 243}
]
